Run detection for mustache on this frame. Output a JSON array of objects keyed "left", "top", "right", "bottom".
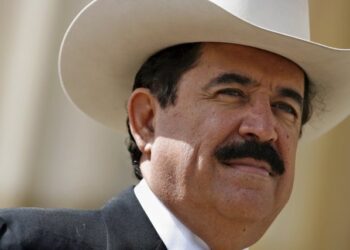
[{"left": 214, "top": 140, "right": 285, "bottom": 176}]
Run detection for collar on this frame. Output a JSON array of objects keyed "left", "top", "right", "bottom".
[{"left": 134, "top": 179, "right": 210, "bottom": 250}]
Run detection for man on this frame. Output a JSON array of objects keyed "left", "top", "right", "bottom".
[{"left": 1, "top": 0, "right": 349, "bottom": 249}]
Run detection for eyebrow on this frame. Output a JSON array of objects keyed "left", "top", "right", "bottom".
[
  {"left": 278, "top": 87, "right": 304, "bottom": 109},
  {"left": 203, "top": 72, "right": 255, "bottom": 90}
]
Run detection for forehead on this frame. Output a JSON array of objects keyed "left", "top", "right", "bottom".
[{"left": 191, "top": 43, "right": 305, "bottom": 93}]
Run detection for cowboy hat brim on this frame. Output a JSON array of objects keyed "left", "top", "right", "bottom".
[{"left": 59, "top": 0, "right": 350, "bottom": 141}]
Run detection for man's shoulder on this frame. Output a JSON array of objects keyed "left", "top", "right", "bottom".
[
  {"left": 0, "top": 206, "right": 106, "bottom": 250},
  {"left": 0, "top": 186, "right": 165, "bottom": 250}
]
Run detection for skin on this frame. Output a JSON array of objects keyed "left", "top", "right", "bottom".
[{"left": 128, "top": 43, "right": 305, "bottom": 249}]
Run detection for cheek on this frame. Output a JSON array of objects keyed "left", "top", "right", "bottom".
[
  {"left": 188, "top": 107, "right": 240, "bottom": 142},
  {"left": 274, "top": 129, "right": 299, "bottom": 204},
  {"left": 156, "top": 109, "right": 198, "bottom": 142},
  {"left": 149, "top": 137, "right": 197, "bottom": 196},
  {"left": 151, "top": 107, "right": 228, "bottom": 187},
  {"left": 280, "top": 129, "right": 299, "bottom": 168},
  {"left": 151, "top": 137, "right": 195, "bottom": 170}
]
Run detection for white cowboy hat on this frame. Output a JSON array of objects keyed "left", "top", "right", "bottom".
[{"left": 59, "top": 0, "right": 350, "bottom": 141}]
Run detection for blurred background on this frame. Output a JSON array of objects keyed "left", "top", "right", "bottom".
[{"left": 0, "top": 0, "right": 349, "bottom": 249}]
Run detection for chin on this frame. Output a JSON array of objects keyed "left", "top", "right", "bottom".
[{"left": 215, "top": 189, "right": 280, "bottom": 223}]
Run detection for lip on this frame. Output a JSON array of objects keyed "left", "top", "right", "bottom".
[{"left": 221, "top": 158, "right": 274, "bottom": 177}]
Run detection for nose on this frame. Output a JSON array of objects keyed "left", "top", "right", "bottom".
[{"left": 238, "top": 99, "right": 278, "bottom": 143}]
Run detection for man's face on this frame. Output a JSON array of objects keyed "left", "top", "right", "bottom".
[{"left": 141, "top": 43, "right": 304, "bottom": 240}]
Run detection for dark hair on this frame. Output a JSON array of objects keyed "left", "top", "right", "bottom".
[
  {"left": 127, "top": 43, "right": 203, "bottom": 179},
  {"left": 126, "top": 42, "right": 315, "bottom": 180},
  {"left": 301, "top": 73, "right": 315, "bottom": 126}
]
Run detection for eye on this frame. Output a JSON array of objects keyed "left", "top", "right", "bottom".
[
  {"left": 216, "top": 88, "right": 246, "bottom": 98},
  {"left": 272, "top": 102, "right": 298, "bottom": 118}
]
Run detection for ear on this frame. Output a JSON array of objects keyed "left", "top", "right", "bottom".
[{"left": 127, "top": 88, "right": 157, "bottom": 155}]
